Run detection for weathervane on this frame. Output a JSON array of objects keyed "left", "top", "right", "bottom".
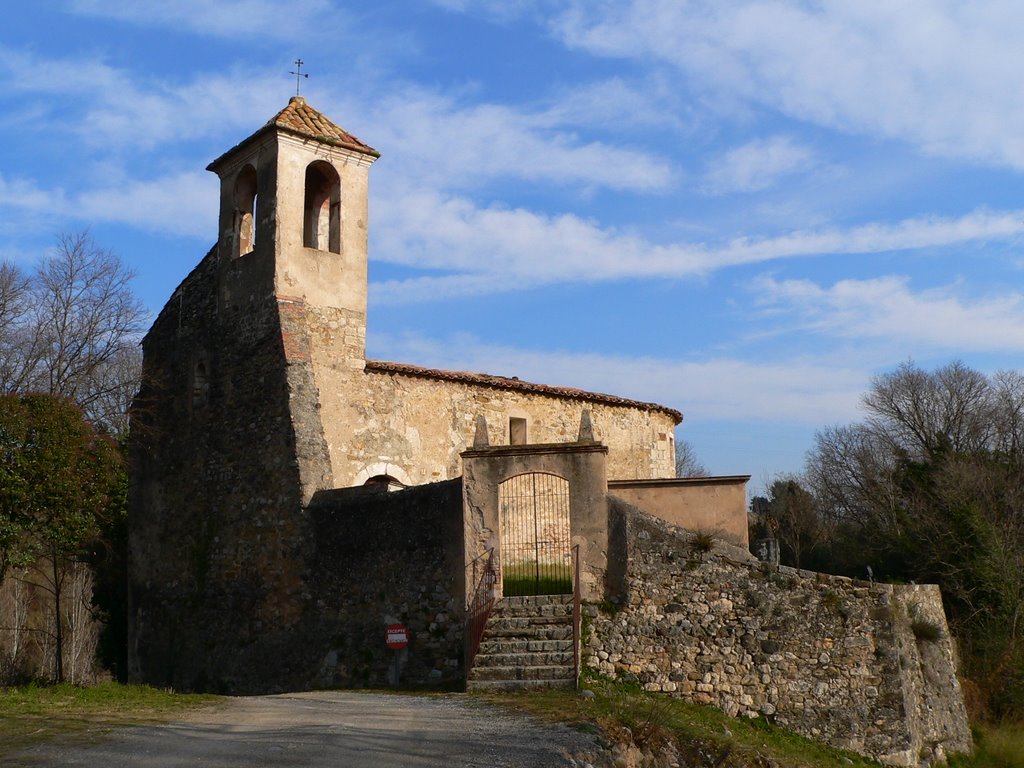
[{"left": 289, "top": 59, "right": 309, "bottom": 96}]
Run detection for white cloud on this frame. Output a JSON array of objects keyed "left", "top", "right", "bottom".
[
  {"left": 0, "top": 46, "right": 673, "bottom": 195},
  {"left": 0, "top": 170, "right": 215, "bottom": 239},
  {"left": 77, "top": 172, "right": 217, "bottom": 238},
  {"left": 371, "top": 188, "right": 1024, "bottom": 302},
  {"left": 359, "top": 87, "right": 676, "bottom": 192},
  {"left": 551, "top": 0, "right": 1024, "bottom": 169},
  {"left": 539, "top": 77, "right": 685, "bottom": 132},
  {"left": 368, "top": 331, "right": 867, "bottom": 425},
  {"left": 754, "top": 274, "right": 1024, "bottom": 353},
  {"left": 0, "top": 174, "right": 61, "bottom": 211},
  {"left": 0, "top": 47, "right": 285, "bottom": 150},
  {"left": 425, "top": 0, "right": 541, "bottom": 23},
  {"left": 67, "top": 0, "right": 340, "bottom": 41},
  {"left": 703, "top": 136, "right": 816, "bottom": 195}
]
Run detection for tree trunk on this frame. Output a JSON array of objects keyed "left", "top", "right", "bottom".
[{"left": 52, "top": 553, "right": 63, "bottom": 683}]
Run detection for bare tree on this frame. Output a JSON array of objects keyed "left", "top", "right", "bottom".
[
  {"left": 0, "top": 232, "right": 146, "bottom": 436},
  {"left": 990, "top": 369, "right": 1024, "bottom": 457},
  {"left": 806, "top": 423, "right": 903, "bottom": 535},
  {"left": 0, "top": 261, "right": 34, "bottom": 394},
  {"left": 675, "top": 438, "right": 708, "bottom": 478},
  {"left": 863, "top": 360, "right": 994, "bottom": 457}
]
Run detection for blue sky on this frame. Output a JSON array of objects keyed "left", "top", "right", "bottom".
[{"left": 3, "top": 1, "right": 1024, "bottom": 490}]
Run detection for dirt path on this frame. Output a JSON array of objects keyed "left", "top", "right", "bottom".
[{"left": 10, "top": 691, "right": 604, "bottom": 767}]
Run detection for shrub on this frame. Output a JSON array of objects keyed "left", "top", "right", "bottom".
[
  {"left": 689, "top": 530, "right": 717, "bottom": 556},
  {"left": 910, "top": 619, "right": 942, "bottom": 642}
]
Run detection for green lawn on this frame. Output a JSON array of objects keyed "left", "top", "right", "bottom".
[{"left": 502, "top": 560, "right": 571, "bottom": 596}]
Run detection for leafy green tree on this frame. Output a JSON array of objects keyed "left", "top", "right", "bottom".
[
  {"left": 0, "top": 394, "right": 124, "bottom": 682},
  {"left": 749, "top": 477, "right": 827, "bottom": 569}
]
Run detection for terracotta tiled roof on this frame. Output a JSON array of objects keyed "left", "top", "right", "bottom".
[
  {"left": 208, "top": 97, "right": 378, "bottom": 171},
  {"left": 365, "top": 360, "right": 683, "bottom": 423},
  {"left": 267, "top": 97, "right": 379, "bottom": 157}
]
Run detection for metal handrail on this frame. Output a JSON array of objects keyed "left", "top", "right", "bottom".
[
  {"left": 572, "top": 544, "right": 581, "bottom": 687},
  {"left": 465, "top": 547, "right": 497, "bottom": 675}
]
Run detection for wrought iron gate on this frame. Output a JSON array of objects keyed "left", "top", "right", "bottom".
[{"left": 499, "top": 472, "right": 572, "bottom": 596}]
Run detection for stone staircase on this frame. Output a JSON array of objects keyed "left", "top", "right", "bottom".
[{"left": 467, "top": 594, "right": 578, "bottom": 691}]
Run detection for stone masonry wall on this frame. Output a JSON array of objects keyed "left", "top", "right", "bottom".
[
  {"left": 131, "top": 254, "right": 465, "bottom": 693},
  {"left": 129, "top": 245, "right": 317, "bottom": 693},
  {"left": 308, "top": 480, "right": 465, "bottom": 688},
  {"left": 588, "top": 502, "right": 972, "bottom": 766},
  {"left": 361, "top": 369, "right": 678, "bottom": 484}
]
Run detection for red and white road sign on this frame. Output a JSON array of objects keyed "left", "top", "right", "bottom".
[{"left": 385, "top": 623, "right": 409, "bottom": 650}]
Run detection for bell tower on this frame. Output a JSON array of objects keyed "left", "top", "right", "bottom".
[{"left": 206, "top": 96, "right": 379, "bottom": 359}]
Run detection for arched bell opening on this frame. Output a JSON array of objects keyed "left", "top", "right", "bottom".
[
  {"left": 232, "top": 164, "right": 258, "bottom": 257},
  {"left": 303, "top": 160, "right": 341, "bottom": 253}
]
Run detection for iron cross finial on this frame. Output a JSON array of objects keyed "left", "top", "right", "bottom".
[{"left": 289, "top": 59, "right": 309, "bottom": 96}]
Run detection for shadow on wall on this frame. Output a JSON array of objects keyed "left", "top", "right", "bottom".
[{"left": 307, "top": 480, "right": 466, "bottom": 689}]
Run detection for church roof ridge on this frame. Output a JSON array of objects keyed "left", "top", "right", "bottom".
[
  {"left": 207, "top": 97, "right": 379, "bottom": 171},
  {"left": 365, "top": 359, "right": 684, "bottom": 424}
]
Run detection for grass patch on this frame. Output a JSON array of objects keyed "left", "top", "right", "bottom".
[
  {"left": 502, "top": 561, "right": 571, "bottom": 596},
  {"left": 950, "top": 723, "right": 1024, "bottom": 768},
  {"left": 0, "top": 682, "right": 219, "bottom": 756},
  {"left": 476, "top": 674, "right": 880, "bottom": 768},
  {"left": 689, "top": 530, "right": 717, "bottom": 556},
  {"left": 478, "top": 674, "right": 1024, "bottom": 768}
]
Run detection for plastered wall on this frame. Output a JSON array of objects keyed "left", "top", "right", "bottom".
[{"left": 609, "top": 476, "right": 750, "bottom": 546}]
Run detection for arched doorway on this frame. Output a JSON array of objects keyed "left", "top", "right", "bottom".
[{"left": 498, "top": 472, "right": 571, "bottom": 596}]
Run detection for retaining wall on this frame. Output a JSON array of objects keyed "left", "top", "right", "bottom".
[{"left": 588, "top": 501, "right": 972, "bottom": 765}]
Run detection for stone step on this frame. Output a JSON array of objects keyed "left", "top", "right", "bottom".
[
  {"left": 487, "top": 613, "right": 572, "bottom": 627},
  {"left": 473, "top": 650, "right": 574, "bottom": 668},
  {"left": 485, "top": 616, "right": 573, "bottom": 633},
  {"left": 481, "top": 623, "right": 573, "bottom": 640},
  {"left": 477, "top": 638, "right": 573, "bottom": 654},
  {"left": 495, "top": 599, "right": 573, "bottom": 618},
  {"left": 468, "top": 596, "right": 578, "bottom": 692},
  {"left": 501, "top": 594, "right": 573, "bottom": 608},
  {"left": 468, "top": 664, "right": 575, "bottom": 682},
  {"left": 466, "top": 677, "right": 577, "bottom": 692}
]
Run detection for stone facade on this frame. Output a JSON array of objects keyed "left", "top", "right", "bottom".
[
  {"left": 128, "top": 98, "right": 684, "bottom": 692},
  {"left": 587, "top": 502, "right": 972, "bottom": 765},
  {"left": 130, "top": 474, "right": 464, "bottom": 693},
  {"left": 129, "top": 246, "right": 315, "bottom": 691}
]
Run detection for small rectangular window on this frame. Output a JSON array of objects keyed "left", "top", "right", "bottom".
[{"left": 509, "top": 417, "right": 528, "bottom": 445}]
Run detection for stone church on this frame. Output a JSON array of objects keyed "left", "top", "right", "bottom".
[{"left": 127, "top": 98, "right": 969, "bottom": 764}]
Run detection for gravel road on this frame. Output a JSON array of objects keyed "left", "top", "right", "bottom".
[{"left": 9, "top": 691, "right": 604, "bottom": 767}]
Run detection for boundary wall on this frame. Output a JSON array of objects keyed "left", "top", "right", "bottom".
[{"left": 588, "top": 501, "right": 972, "bottom": 766}]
